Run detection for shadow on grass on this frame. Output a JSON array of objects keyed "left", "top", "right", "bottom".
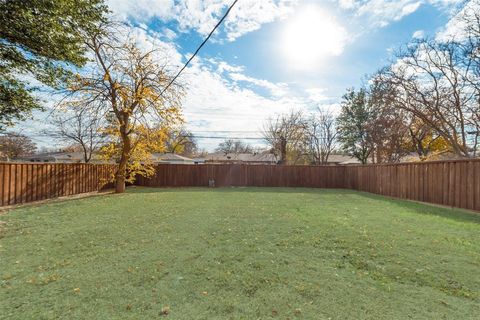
[
  {"left": 354, "top": 191, "right": 480, "bottom": 224},
  {"left": 126, "top": 186, "right": 480, "bottom": 224}
]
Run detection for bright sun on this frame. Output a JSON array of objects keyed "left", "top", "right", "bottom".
[{"left": 282, "top": 6, "right": 347, "bottom": 70}]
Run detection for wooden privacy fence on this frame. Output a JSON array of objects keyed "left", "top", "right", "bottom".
[
  {"left": 1, "top": 160, "right": 479, "bottom": 211},
  {"left": 0, "top": 163, "right": 115, "bottom": 206},
  {"left": 137, "top": 160, "right": 480, "bottom": 211},
  {"left": 344, "top": 160, "right": 480, "bottom": 212},
  {"left": 135, "top": 164, "right": 346, "bottom": 188}
]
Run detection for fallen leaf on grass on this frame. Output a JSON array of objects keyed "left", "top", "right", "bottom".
[{"left": 161, "top": 306, "right": 170, "bottom": 316}]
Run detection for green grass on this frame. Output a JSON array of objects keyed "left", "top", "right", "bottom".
[{"left": 1, "top": 187, "right": 480, "bottom": 319}]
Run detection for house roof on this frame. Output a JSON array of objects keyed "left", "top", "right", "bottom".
[
  {"left": 150, "top": 153, "right": 194, "bottom": 162},
  {"left": 399, "top": 151, "right": 473, "bottom": 163},
  {"left": 15, "top": 150, "right": 358, "bottom": 165},
  {"left": 18, "top": 151, "right": 91, "bottom": 162},
  {"left": 17, "top": 151, "right": 195, "bottom": 163},
  {"left": 205, "top": 152, "right": 277, "bottom": 163},
  {"left": 326, "top": 155, "right": 360, "bottom": 164}
]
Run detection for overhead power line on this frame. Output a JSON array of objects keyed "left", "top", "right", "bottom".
[
  {"left": 189, "top": 130, "right": 262, "bottom": 133},
  {"left": 160, "top": 0, "right": 239, "bottom": 96},
  {"left": 190, "top": 135, "right": 263, "bottom": 140}
]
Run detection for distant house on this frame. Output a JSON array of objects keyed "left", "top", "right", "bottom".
[
  {"left": 204, "top": 152, "right": 277, "bottom": 165},
  {"left": 150, "top": 153, "right": 196, "bottom": 164},
  {"left": 324, "top": 155, "right": 360, "bottom": 165},
  {"left": 17, "top": 151, "right": 196, "bottom": 165},
  {"left": 17, "top": 151, "right": 103, "bottom": 163},
  {"left": 400, "top": 151, "right": 465, "bottom": 163},
  {"left": 15, "top": 150, "right": 359, "bottom": 166}
]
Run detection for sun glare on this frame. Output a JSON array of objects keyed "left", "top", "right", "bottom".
[{"left": 282, "top": 6, "right": 347, "bottom": 70}]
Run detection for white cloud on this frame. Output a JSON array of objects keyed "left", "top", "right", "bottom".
[
  {"left": 107, "top": 0, "right": 174, "bottom": 21},
  {"left": 213, "top": 59, "right": 245, "bottom": 73},
  {"left": 412, "top": 29, "right": 425, "bottom": 38},
  {"left": 127, "top": 27, "right": 184, "bottom": 67},
  {"left": 181, "top": 59, "right": 309, "bottom": 149},
  {"left": 436, "top": 0, "right": 479, "bottom": 41},
  {"left": 222, "top": 0, "right": 298, "bottom": 41},
  {"left": 161, "top": 27, "right": 177, "bottom": 40},
  {"left": 336, "top": 0, "right": 463, "bottom": 28},
  {"left": 108, "top": 0, "right": 298, "bottom": 42},
  {"left": 229, "top": 73, "right": 289, "bottom": 98},
  {"left": 356, "top": 0, "right": 422, "bottom": 27},
  {"left": 338, "top": 0, "right": 357, "bottom": 10},
  {"left": 305, "top": 88, "right": 330, "bottom": 103}
]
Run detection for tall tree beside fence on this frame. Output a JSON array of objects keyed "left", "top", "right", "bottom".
[{"left": 64, "top": 24, "right": 184, "bottom": 193}]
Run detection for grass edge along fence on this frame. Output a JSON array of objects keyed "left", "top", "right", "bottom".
[{"left": 1, "top": 159, "right": 479, "bottom": 211}]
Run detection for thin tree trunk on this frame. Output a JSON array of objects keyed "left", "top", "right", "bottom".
[
  {"left": 115, "top": 125, "right": 131, "bottom": 193},
  {"left": 115, "top": 154, "right": 128, "bottom": 193},
  {"left": 280, "top": 137, "right": 287, "bottom": 165}
]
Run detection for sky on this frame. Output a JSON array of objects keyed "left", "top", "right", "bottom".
[{"left": 17, "top": 0, "right": 470, "bottom": 151}]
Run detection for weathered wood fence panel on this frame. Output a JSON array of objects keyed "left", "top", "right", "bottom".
[
  {"left": 0, "top": 163, "right": 115, "bottom": 206},
  {"left": 135, "top": 164, "right": 346, "bottom": 188},
  {"left": 344, "top": 160, "right": 480, "bottom": 211},
  {"left": 1, "top": 160, "right": 479, "bottom": 211}
]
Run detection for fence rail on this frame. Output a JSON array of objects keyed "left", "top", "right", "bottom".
[{"left": 1, "top": 160, "right": 479, "bottom": 211}]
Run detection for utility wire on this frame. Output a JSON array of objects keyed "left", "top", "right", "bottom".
[
  {"left": 191, "top": 136, "right": 263, "bottom": 140},
  {"left": 0, "top": 132, "right": 264, "bottom": 141},
  {"left": 160, "top": 0, "right": 239, "bottom": 96}
]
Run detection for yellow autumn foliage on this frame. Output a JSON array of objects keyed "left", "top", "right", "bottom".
[{"left": 100, "top": 124, "right": 172, "bottom": 183}]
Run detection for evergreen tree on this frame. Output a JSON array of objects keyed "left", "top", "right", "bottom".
[{"left": 337, "top": 88, "right": 374, "bottom": 164}]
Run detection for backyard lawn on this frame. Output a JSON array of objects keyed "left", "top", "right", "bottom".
[{"left": 1, "top": 187, "right": 479, "bottom": 319}]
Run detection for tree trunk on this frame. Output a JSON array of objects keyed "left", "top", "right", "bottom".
[
  {"left": 82, "top": 145, "right": 90, "bottom": 163},
  {"left": 279, "top": 136, "right": 287, "bottom": 165},
  {"left": 115, "top": 123, "right": 131, "bottom": 193},
  {"left": 115, "top": 173, "right": 126, "bottom": 193}
]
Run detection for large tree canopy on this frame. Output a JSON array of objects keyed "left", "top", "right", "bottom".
[
  {"left": 0, "top": 0, "right": 108, "bottom": 130},
  {"left": 337, "top": 88, "right": 375, "bottom": 164},
  {"left": 0, "top": 132, "right": 37, "bottom": 160}
]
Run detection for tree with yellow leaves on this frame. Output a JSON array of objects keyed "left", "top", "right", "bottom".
[
  {"left": 65, "top": 25, "right": 184, "bottom": 193},
  {"left": 407, "top": 118, "right": 451, "bottom": 160},
  {"left": 100, "top": 124, "right": 172, "bottom": 183}
]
